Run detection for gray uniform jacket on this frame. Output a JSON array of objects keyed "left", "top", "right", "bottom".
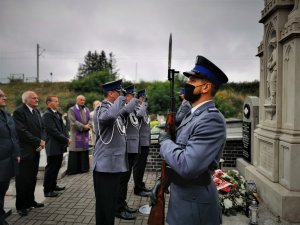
[
  {"left": 93, "top": 96, "right": 136, "bottom": 173},
  {"left": 125, "top": 99, "right": 140, "bottom": 154},
  {"left": 136, "top": 102, "right": 151, "bottom": 147},
  {"left": 160, "top": 101, "right": 226, "bottom": 225},
  {"left": 176, "top": 99, "right": 191, "bottom": 127}
]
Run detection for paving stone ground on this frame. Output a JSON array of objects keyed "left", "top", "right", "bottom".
[{"left": 4, "top": 171, "right": 300, "bottom": 225}]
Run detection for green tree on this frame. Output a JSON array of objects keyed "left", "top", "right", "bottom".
[
  {"left": 78, "top": 50, "right": 116, "bottom": 77},
  {"left": 69, "top": 69, "right": 118, "bottom": 93}
]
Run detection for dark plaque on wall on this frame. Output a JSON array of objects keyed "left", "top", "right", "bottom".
[{"left": 242, "top": 121, "right": 251, "bottom": 162}]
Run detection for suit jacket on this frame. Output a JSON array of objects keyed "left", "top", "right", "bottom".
[
  {"left": 0, "top": 110, "right": 20, "bottom": 181},
  {"left": 93, "top": 96, "right": 130, "bottom": 173},
  {"left": 160, "top": 101, "right": 226, "bottom": 225},
  {"left": 136, "top": 102, "right": 151, "bottom": 147},
  {"left": 42, "top": 108, "right": 69, "bottom": 156},
  {"left": 13, "top": 104, "right": 46, "bottom": 159}
]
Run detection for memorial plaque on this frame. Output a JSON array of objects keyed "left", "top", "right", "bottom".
[
  {"left": 243, "top": 97, "right": 259, "bottom": 164},
  {"left": 242, "top": 121, "right": 251, "bottom": 162}
]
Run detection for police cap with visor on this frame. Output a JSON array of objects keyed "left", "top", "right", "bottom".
[
  {"left": 183, "top": 55, "right": 228, "bottom": 87},
  {"left": 102, "top": 79, "right": 123, "bottom": 93}
]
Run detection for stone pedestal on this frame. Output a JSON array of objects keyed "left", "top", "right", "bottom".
[
  {"left": 249, "top": 0, "right": 300, "bottom": 222},
  {"left": 237, "top": 158, "right": 300, "bottom": 223}
]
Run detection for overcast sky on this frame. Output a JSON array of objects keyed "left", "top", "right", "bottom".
[{"left": 0, "top": 0, "right": 264, "bottom": 83}]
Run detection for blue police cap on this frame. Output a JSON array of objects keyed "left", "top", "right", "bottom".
[
  {"left": 183, "top": 55, "right": 228, "bottom": 87},
  {"left": 178, "top": 87, "right": 185, "bottom": 95},
  {"left": 102, "top": 79, "right": 122, "bottom": 93},
  {"left": 137, "top": 89, "right": 146, "bottom": 98},
  {"left": 124, "top": 85, "right": 135, "bottom": 95}
]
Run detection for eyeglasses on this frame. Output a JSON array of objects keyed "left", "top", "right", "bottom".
[{"left": 0, "top": 94, "right": 7, "bottom": 98}]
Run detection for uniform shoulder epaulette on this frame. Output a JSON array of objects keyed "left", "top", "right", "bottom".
[
  {"left": 207, "top": 107, "right": 219, "bottom": 113},
  {"left": 100, "top": 101, "right": 110, "bottom": 109}
]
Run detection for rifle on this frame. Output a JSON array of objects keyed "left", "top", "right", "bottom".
[{"left": 148, "top": 33, "right": 178, "bottom": 225}]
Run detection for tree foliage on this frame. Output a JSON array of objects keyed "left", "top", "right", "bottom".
[
  {"left": 69, "top": 69, "right": 118, "bottom": 93},
  {"left": 77, "top": 50, "right": 116, "bottom": 77}
]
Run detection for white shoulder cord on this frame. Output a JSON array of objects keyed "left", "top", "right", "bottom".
[{"left": 96, "top": 107, "right": 115, "bottom": 145}]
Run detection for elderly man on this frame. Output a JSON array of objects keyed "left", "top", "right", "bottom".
[
  {"left": 13, "top": 91, "right": 46, "bottom": 216},
  {"left": 158, "top": 55, "right": 228, "bottom": 225},
  {"left": 67, "top": 95, "right": 92, "bottom": 175},
  {"left": 0, "top": 89, "right": 20, "bottom": 225}
]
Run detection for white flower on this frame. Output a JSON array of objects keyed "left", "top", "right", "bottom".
[
  {"left": 235, "top": 197, "right": 243, "bottom": 206},
  {"left": 223, "top": 198, "right": 233, "bottom": 209}
]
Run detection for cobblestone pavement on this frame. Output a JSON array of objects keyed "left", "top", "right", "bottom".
[{"left": 5, "top": 171, "right": 299, "bottom": 225}]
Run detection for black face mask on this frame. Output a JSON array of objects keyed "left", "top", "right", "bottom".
[{"left": 184, "top": 83, "right": 202, "bottom": 103}]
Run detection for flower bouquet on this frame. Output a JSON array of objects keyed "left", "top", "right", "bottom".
[{"left": 213, "top": 169, "right": 246, "bottom": 216}]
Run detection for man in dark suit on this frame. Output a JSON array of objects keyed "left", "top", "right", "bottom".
[
  {"left": 42, "top": 96, "right": 70, "bottom": 198},
  {"left": 13, "top": 91, "right": 46, "bottom": 216},
  {"left": 0, "top": 89, "right": 20, "bottom": 225}
]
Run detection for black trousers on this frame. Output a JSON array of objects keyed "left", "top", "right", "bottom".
[
  {"left": 116, "top": 153, "right": 138, "bottom": 211},
  {"left": 93, "top": 171, "right": 121, "bottom": 225},
  {"left": 43, "top": 154, "right": 63, "bottom": 193},
  {"left": 15, "top": 153, "right": 40, "bottom": 210},
  {"left": 0, "top": 180, "right": 10, "bottom": 217},
  {"left": 67, "top": 151, "right": 89, "bottom": 175},
  {"left": 133, "top": 146, "right": 149, "bottom": 192}
]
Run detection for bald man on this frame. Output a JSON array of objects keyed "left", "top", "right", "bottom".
[
  {"left": 67, "top": 95, "right": 92, "bottom": 175},
  {"left": 89, "top": 100, "right": 101, "bottom": 147},
  {"left": 13, "top": 91, "right": 46, "bottom": 216}
]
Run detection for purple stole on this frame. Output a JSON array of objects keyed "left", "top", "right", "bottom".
[{"left": 73, "top": 105, "right": 90, "bottom": 149}]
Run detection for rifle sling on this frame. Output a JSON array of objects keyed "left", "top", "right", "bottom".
[{"left": 167, "top": 168, "right": 211, "bottom": 186}]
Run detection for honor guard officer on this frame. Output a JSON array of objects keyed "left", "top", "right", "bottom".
[
  {"left": 93, "top": 79, "right": 137, "bottom": 225},
  {"left": 176, "top": 87, "right": 191, "bottom": 127},
  {"left": 115, "top": 85, "right": 139, "bottom": 220},
  {"left": 133, "top": 89, "right": 152, "bottom": 197},
  {"left": 158, "top": 55, "right": 228, "bottom": 225}
]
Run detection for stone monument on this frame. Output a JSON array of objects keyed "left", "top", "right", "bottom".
[{"left": 237, "top": 0, "right": 300, "bottom": 222}]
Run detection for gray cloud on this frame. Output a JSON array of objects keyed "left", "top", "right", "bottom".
[{"left": 0, "top": 0, "right": 264, "bottom": 83}]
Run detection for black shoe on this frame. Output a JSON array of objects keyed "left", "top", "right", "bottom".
[
  {"left": 134, "top": 190, "right": 151, "bottom": 197},
  {"left": 54, "top": 185, "right": 65, "bottom": 191},
  {"left": 141, "top": 186, "right": 152, "bottom": 192},
  {"left": 17, "top": 209, "right": 28, "bottom": 217},
  {"left": 31, "top": 201, "right": 44, "bottom": 208},
  {"left": 115, "top": 210, "right": 136, "bottom": 220},
  {"left": 44, "top": 191, "right": 58, "bottom": 197},
  {"left": 124, "top": 205, "right": 138, "bottom": 213}
]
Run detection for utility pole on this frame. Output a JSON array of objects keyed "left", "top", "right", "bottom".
[{"left": 37, "top": 43, "right": 45, "bottom": 83}]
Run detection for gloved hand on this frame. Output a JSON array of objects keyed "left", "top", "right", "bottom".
[
  {"left": 149, "top": 177, "right": 161, "bottom": 206},
  {"left": 121, "top": 88, "right": 127, "bottom": 96},
  {"left": 158, "top": 131, "right": 171, "bottom": 144}
]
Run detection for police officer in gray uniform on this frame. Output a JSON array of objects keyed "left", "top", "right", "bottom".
[
  {"left": 93, "top": 79, "right": 137, "bottom": 225},
  {"left": 176, "top": 87, "right": 192, "bottom": 127},
  {"left": 115, "top": 85, "right": 139, "bottom": 220},
  {"left": 159, "top": 55, "right": 228, "bottom": 225},
  {"left": 133, "top": 89, "right": 151, "bottom": 196}
]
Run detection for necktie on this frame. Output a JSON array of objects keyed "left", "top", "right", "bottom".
[{"left": 55, "top": 112, "right": 60, "bottom": 119}]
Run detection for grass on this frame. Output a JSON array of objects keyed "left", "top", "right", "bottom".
[{"left": 0, "top": 81, "right": 76, "bottom": 114}]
